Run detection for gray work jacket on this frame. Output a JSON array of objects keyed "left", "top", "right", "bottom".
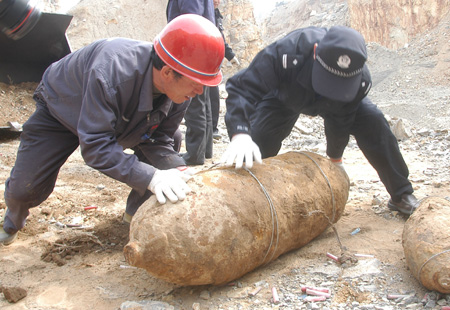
[{"left": 35, "top": 38, "right": 188, "bottom": 195}]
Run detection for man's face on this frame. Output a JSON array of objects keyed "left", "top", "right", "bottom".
[
  {"left": 165, "top": 73, "right": 204, "bottom": 104},
  {"left": 213, "top": 0, "right": 220, "bottom": 9}
]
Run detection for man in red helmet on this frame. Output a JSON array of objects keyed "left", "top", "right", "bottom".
[{"left": 0, "top": 14, "right": 225, "bottom": 245}]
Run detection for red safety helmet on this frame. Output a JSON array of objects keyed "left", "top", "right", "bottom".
[{"left": 154, "top": 14, "right": 225, "bottom": 87}]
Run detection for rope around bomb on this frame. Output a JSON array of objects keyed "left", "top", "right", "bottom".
[
  {"left": 241, "top": 151, "right": 347, "bottom": 264},
  {"left": 298, "top": 152, "right": 347, "bottom": 253},
  {"left": 418, "top": 249, "right": 450, "bottom": 284},
  {"left": 244, "top": 166, "right": 280, "bottom": 264}
]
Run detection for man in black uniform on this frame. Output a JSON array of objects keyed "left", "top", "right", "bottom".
[{"left": 220, "top": 25, "right": 419, "bottom": 215}]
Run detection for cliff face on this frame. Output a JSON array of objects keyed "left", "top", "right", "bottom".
[
  {"left": 260, "top": 0, "right": 348, "bottom": 45},
  {"left": 62, "top": 0, "right": 263, "bottom": 80},
  {"left": 258, "top": 0, "right": 449, "bottom": 50},
  {"left": 348, "top": 0, "right": 450, "bottom": 49},
  {"left": 219, "top": 0, "right": 264, "bottom": 79},
  {"left": 65, "top": 0, "right": 168, "bottom": 50},
  {"left": 47, "top": 0, "right": 448, "bottom": 80}
]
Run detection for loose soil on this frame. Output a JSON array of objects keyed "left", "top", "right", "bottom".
[{"left": 0, "top": 2, "right": 449, "bottom": 310}]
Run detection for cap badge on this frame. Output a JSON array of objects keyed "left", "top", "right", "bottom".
[{"left": 337, "top": 55, "right": 351, "bottom": 69}]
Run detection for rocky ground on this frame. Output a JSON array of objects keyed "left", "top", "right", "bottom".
[
  {"left": 0, "top": 1, "right": 449, "bottom": 310},
  {"left": 0, "top": 76, "right": 449, "bottom": 310}
]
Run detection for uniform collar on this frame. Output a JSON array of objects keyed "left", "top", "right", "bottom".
[{"left": 138, "top": 60, "right": 173, "bottom": 115}]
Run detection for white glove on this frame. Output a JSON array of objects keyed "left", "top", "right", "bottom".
[
  {"left": 176, "top": 165, "right": 198, "bottom": 176},
  {"left": 149, "top": 168, "right": 192, "bottom": 204},
  {"left": 220, "top": 133, "right": 262, "bottom": 169},
  {"left": 230, "top": 57, "right": 240, "bottom": 66},
  {"left": 330, "top": 158, "right": 346, "bottom": 174}
]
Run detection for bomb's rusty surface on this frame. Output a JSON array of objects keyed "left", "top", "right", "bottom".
[
  {"left": 402, "top": 197, "right": 450, "bottom": 294},
  {"left": 124, "top": 151, "right": 349, "bottom": 285}
]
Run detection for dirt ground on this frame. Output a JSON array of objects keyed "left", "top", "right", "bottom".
[
  {"left": 0, "top": 79, "right": 449, "bottom": 309},
  {"left": 0, "top": 3, "right": 449, "bottom": 310}
]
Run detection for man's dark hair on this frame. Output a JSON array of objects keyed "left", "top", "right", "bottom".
[{"left": 152, "top": 48, "right": 183, "bottom": 80}]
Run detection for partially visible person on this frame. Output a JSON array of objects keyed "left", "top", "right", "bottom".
[
  {"left": 211, "top": 0, "right": 239, "bottom": 140},
  {"left": 167, "top": 0, "right": 217, "bottom": 165},
  {"left": 0, "top": 14, "right": 225, "bottom": 245},
  {"left": 220, "top": 25, "right": 419, "bottom": 215}
]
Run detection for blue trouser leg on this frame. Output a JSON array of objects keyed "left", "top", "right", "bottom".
[{"left": 3, "top": 101, "right": 79, "bottom": 234}]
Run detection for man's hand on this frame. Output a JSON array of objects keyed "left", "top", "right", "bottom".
[
  {"left": 148, "top": 168, "right": 192, "bottom": 204},
  {"left": 230, "top": 57, "right": 240, "bottom": 66},
  {"left": 220, "top": 134, "right": 262, "bottom": 169}
]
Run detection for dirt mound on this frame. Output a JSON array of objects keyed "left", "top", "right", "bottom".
[{"left": 66, "top": 0, "right": 167, "bottom": 51}]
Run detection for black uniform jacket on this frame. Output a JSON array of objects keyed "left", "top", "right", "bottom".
[{"left": 225, "top": 26, "right": 372, "bottom": 159}]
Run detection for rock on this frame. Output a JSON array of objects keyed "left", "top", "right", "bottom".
[
  {"left": 391, "top": 118, "right": 411, "bottom": 140},
  {"left": 1, "top": 286, "right": 27, "bottom": 303}
]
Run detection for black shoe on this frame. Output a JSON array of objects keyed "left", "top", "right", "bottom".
[
  {"left": 388, "top": 194, "right": 419, "bottom": 215},
  {"left": 213, "top": 129, "right": 221, "bottom": 140}
]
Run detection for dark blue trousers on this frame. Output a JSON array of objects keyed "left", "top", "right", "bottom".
[
  {"left": 3, "top": 101, "right": 182, "bottom": 234},
  {"left": 250, "top": 99, "right": 413, "bottom": 202}
]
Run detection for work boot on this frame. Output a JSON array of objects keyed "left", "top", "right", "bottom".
[
  {"left": 388, "top": 194, "right": 419, "bottom": 215},
  {"left": 0, "top": 227, "right": 18, "bottom": 245}
]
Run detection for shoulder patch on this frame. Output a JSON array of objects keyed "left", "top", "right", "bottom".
[{"left": 282, "top": 54, "right": 303, "bottom": 69}]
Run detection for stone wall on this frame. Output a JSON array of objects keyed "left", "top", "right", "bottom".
[
  {"left": 260, "top": 0, "right": 348, "bottom": 45},
  {"left": 45, "top": 0, "right": 449, "bottom": 80},
  {"left": 219, "top": 0, "right": 264, "bottom": 79},
  {"left": 348, "top": 0, "right": 450, "bottom": 49}
]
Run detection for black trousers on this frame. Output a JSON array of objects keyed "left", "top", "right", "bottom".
[
  {"left": 249, "top": 99, "right": 413, "bottom": 202},
  {"left": 182, "top": 86, "right": 213, "bottom": 165},
  {"left": 210, "top": 85, "right": 220, "bottom": 132}
]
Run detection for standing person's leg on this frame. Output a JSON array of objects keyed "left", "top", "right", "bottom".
[
  {"left": 204, "top": 87, "right": 213, "bottom": 159},
  {"left": 350, "top": 99, "right": 416, "bottom": 213},
  {"left": 210, "top": 85, "right": 221, "bottom": 139},
  {"left": 183, "top": 86, "right": 212, "bottom": 165},
  {"left": 2, "top": 101, "right": 79, "bottom": 242},
  {"left": 250, "top": 100, "right": 300, "bottom": 158}
]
